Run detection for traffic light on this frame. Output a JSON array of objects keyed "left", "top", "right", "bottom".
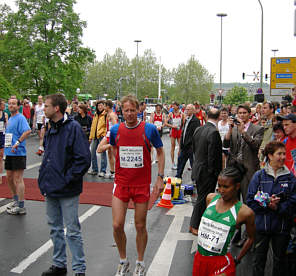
[
  {"left": 242, "top": 73, "right": 245, "bottom": 80},
  {"left": 265, "top": 74, "right": 268, "bottom": 81},
  {"left": 254, "top": 93, "right": 265, "bottom": 103}
]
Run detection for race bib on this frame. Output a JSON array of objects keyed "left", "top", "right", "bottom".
[
  {"left": 5, "top": 133, "right": 13, "bottom": 148},
  {"left": 198, "top": 217, "right": 230, "bottom": 254},
  {"left": 0, "top": 121, "right": 4, "bottom": 132},
  {"left": 154, "top": 121, "right": 162, "bottom": 128},
  {"left": 172, "top": 118, "right": 181, "bottom": 127},
  {"left": 119, "top": 146, "right": 143, "bottom": 168}
]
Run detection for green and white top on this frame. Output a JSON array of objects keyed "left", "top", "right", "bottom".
[{"left": 198, "top": 194, "right": 242, "bottom": 256}]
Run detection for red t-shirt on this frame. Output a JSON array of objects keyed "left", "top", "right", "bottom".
[
  {"left": 22, "top": 105, "right": 31, "bottom": 119},
  {"left": 284, "top": 136, "right": 296, "bottom": 175}
]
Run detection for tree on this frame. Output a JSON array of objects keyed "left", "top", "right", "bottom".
[
  {"left": 1, "top": 0, "right": 95, "bottom": 98},
  {"left": 0, "top": 73, "right": 18, "bottom": 99},
  {"left": 223, "top": 86, "right": 250, "bottom": 105},
  {"left": 171, "top": 56, "right": 214, "bottom": 104},
  {"left": 81, "top": 48, "right": 171, "bottom": 101}
]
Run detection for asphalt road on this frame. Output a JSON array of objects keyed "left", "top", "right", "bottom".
[{"left": 0, "top": 132, "right": 290, "bottom": 276}]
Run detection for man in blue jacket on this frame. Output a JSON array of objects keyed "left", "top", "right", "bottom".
[{"left": 38, "top": 93, "right": 91, "bottom": 276}]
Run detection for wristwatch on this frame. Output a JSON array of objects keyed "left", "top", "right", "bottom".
[
  {"left": 15, "top": 140, "right": 20, "bottom": 146},
  {"left": 157, "top": 173, "right": 164, "bottom": 179}
]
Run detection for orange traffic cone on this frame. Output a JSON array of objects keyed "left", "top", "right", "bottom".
[{"left": 157, "top": 178, "right": 174, "bottom": 208}]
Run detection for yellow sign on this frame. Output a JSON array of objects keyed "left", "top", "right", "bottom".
[
  {"left": 271, "top": 57, "right": 296, "bottom": 73},
  {"left": 270, "top": 57, "right": 296, "bottom": 95}
]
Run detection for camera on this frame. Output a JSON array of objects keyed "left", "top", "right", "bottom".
[{"left": 230, "top": 116, "right": 240, "bottom": 125}]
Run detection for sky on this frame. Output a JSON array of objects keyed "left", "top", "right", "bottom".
[{"left": 1, "top": 0, "right": 296, "bottom": 85}]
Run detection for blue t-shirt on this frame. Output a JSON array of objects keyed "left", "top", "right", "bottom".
[
  {"left": 110, "top": 122, "right": 163, "bottom": 148},
  {"left": 4, "top": 113, "right": 31, "bottom": 156}
]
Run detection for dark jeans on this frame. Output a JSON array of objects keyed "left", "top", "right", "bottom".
[
  {"left": 175, "top": 149, "right": 193, "bottom": 179},
  {"left": 253, "top": 232, "right": 290, "bottom": 276}
]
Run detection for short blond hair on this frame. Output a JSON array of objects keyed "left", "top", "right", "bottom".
[{"left": 121, "top": 94, "right": 139, "bottom": 109}]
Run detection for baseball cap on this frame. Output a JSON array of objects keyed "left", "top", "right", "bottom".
[{"left": 276, "top": 113, "right": 296, "bottom": 122}]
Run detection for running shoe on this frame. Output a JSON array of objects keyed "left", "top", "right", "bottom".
[
  {"left": 36, "top": 149, "right": 44, "bottom": 156},
  {"left": 115, "top": 261, "right": 130, "bottom": 276},
  {"left": 133, "top": 263, "right": 145, "bottom": 276},
  {"left": 7, "top": 206, "right": 26, "bottom": 215},
  {"left": 6, "top": 200, "right": 18, "bottom": 211},
  {"left": 87, "top": 170, "right": 98, "bottom": 175},
  {"left": 172, "top": 164, "right": 177, "bottom": 170},
  {"left": 98, "top": 172, "right": 105, "bottom": 177},
  {"left": 105, "top": 173, "right": 115, "bottom": 179}
]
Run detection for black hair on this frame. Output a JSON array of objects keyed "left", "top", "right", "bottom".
[
  {"left": 237, "top": 104, "right": 251, "bottom": 114},
  {"left": 219, "top": 163, "right": 247, "bottom": 184},
  {"left": 273, "top": 122, "right": 285, "bottom": 134},
  {"left": 46, "top": 93, "right": 67, "bottom": 114},
  {"left": 220, "top": 107, "right": 229, "bottom": 113}
]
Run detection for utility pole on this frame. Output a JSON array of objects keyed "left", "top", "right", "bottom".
[
  {"left": 134, "top": 40, "right": 142, "bottom": 99},
  {"left": 258, "top": 0, "right": 264, "bottom": 89}
]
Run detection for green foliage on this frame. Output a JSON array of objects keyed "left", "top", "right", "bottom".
[
  {"left": 223, "top": 86, "right": 250, "bottom": 105},
  {"left": 171, "top": 56, "right": 214, "bottom": 104},
  {"left": 0, "top": 73, "right": 17, "bottom": 99},
  {"left": 81, "top": 48, "right": 171, "bottom": 101},
  {"left": 0, "top": 0, "right": 95, "bottom": 99}
]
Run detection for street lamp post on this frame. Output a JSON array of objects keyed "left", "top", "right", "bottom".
[
  {"left": 258, "top": 0, "right": 264, "bottom": 89},
  {"left": 271, "top": 49, "right": 279, "bottom": 57},
  {"left": 217, "top": 13, "right": 227, "bottom": 104},
  {"left": 134, "top": 40, "right": 142, "bottom": 99}
]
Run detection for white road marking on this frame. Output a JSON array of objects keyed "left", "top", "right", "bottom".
[
  {"left": 10, "top": 205, "right": 101, "bottom": 274},
  {"left": 146, "top": 204, "right": 195, "bottom": 276},
  {"left": 0, "top": 202, "right": 12, "bottom": 214},
  {"left": 26, "top": 162, "right": 42, "bottom": 170},
  {"left": 0, "top": 161, "right": 41, "bottom": 177}
]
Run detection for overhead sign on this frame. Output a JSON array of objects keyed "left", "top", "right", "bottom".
[{"left": 270, "top": 57, "right": 296, "bottom": 96}]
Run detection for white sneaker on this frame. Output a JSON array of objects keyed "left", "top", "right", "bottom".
[
  {"left": 7, "top": 206, "right": 26, "bottom": 215},
  {"left": 115, "top": 261, "right": 130, "bottom": 276},
  {"left": 105, "top": 173, "right": 115, "bottom": 179},
  {"left": 133, "top": 263, "right": 145, "bottom": 276},
  {"left": 98, "top": 172, "right": 105, "bottom": 177},
  {"left": 6, "top": 200, "right": 18, "bottom": 211},
  {"left": 87, "top": 170, "right": 97, "bottom": 175},
  {"left": 172, "top": 164, "right": 177, "bottom": 170}
]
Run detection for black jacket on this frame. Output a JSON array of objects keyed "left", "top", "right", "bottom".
[
  {"left": 180, "top": 115, "right": 200, "bottom": 151},
  {"left": 191, "top": 122, "right": 222, "bottom": 181},
  {"left": 74, "top": 113, "right": 92, "bottom": 139}
]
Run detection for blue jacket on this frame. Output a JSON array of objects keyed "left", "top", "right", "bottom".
[
  {"left": 38, "top": 114, "right": 91, "bottom": 198},
  {"left": 247, "top": 164, "right": 296, "bottom": 235}
]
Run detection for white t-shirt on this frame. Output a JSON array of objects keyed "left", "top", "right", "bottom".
[
  {"left": 35, "top": 104, "right": 45, "bottom": 124},
  {"left": 218, "top": 120, "right": 229, "bottom": 142}
]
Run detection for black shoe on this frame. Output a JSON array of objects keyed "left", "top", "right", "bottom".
[
  {"left": 75, "top": 274, "right": 85, "bottom": 276},
  {"left": 235, "top": 238, "right": 246, "bottom": 248},
  {"left": 41, "top": 265, "right": 67, "bottom": 276}
]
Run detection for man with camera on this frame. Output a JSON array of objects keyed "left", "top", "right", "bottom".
[{"left": 223, "top": 104, "right": 264, "bottom": 245}]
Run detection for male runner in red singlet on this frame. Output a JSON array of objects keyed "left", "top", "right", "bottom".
[
  {"left": 150, "top": 104, "right": 165, "bottom": 163},
  {"left": 110, "top": 95, "right": 165, "bottom": 276},
  {"left": 165, "top": 102, "right": 184, "bottom": 170},
  {"left": 194, "top": 102, "right": 206, "bottom": 126}
]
